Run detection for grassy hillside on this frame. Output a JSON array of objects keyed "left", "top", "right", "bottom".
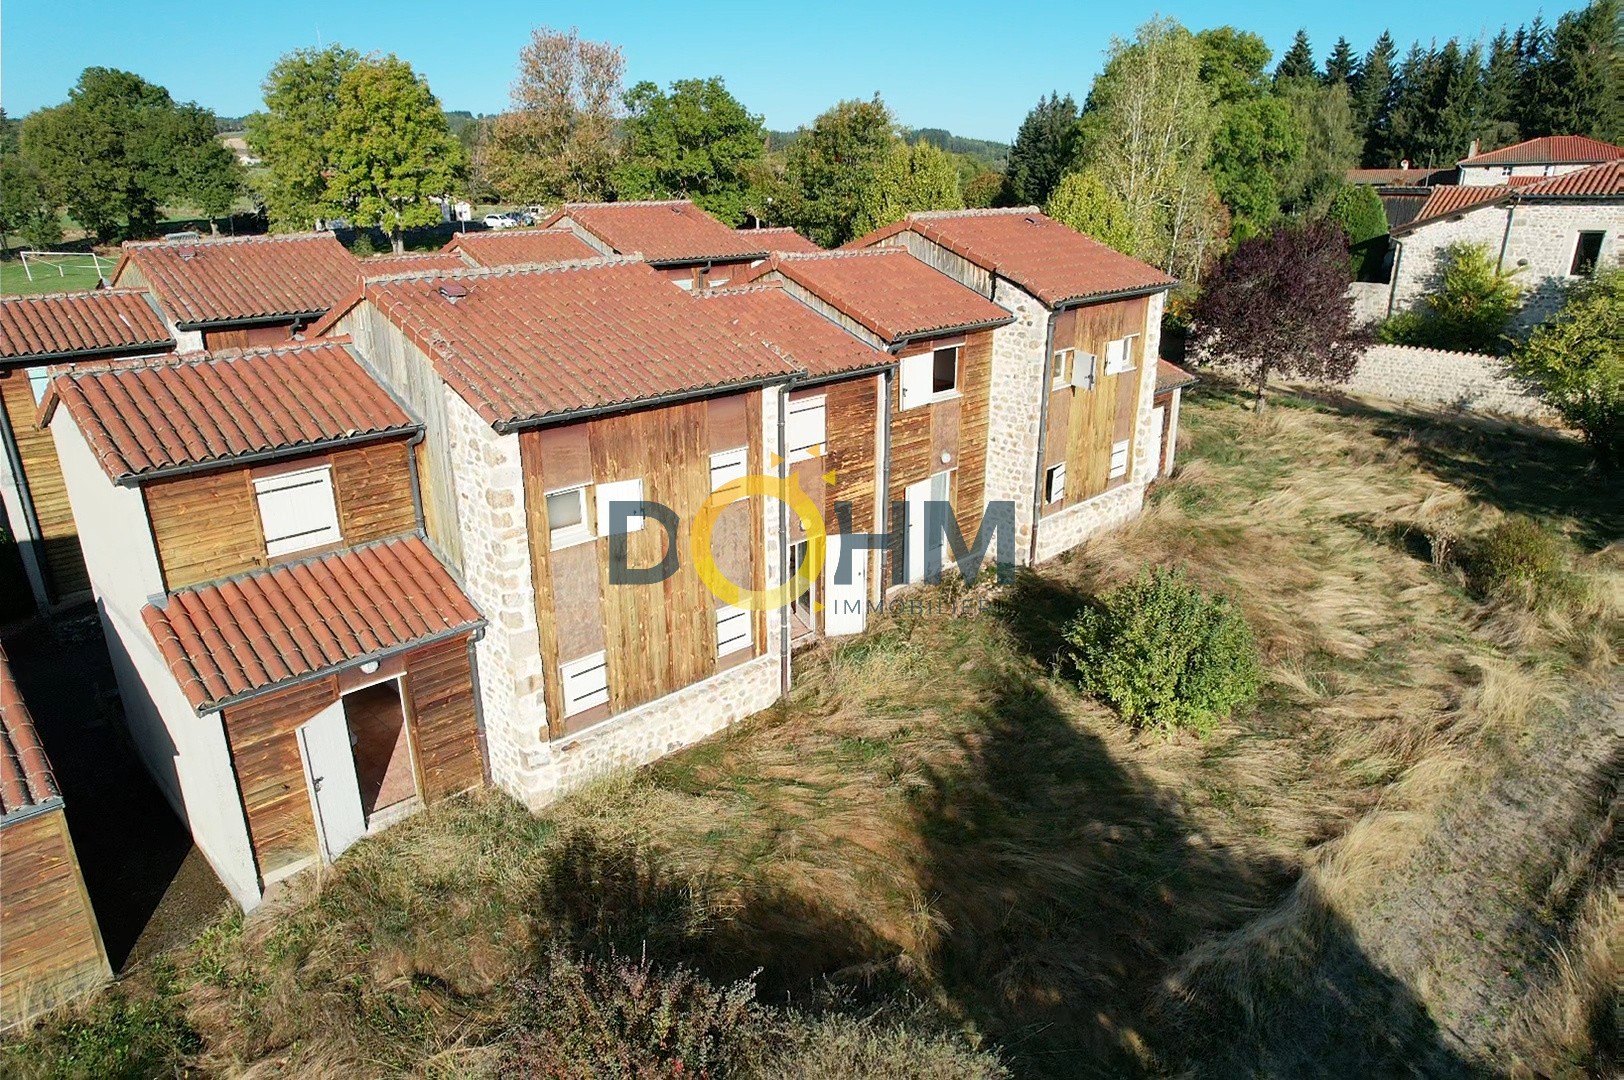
[{"left": 4, "top": 388, "right": 1616, "bottom": 1078}]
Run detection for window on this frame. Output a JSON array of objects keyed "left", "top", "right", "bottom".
[
  {"left": 715, "top": 604, "right": 751, "bottom": 657},
  {"left": 545, "top": 485, "right": 592, "bottom": 548},
  {"left": 785, "top": 396, "right": 827, "bottom": 463},
  {"left": 254, "top": 466, "right": 341, "bottom": 557},
  {"left": 932, "top": 346, "right": 959, "bottom": 394},
  {"left": 559, "top": 652, "right": 609, "bottom": 716},
  {"left": 1104, "top": 335, "right": 1138, "bottom": 376},
  {"left": 1109, "top": 440, "right": 1130, "bottom": 479},
  {"left": 28, "top": 369, "right": 50, "bottom": 404},
  {"left": 1570, "top": 231, "right": 1605, "bottom": 277},
  {"left": 595, "top": 478, "right": 645, "bottom": 536},
  {"left": 710, "top": 447, "right": 747, "bottom": 491},
  {"left": 1044, "top": 462, "right": 1066, "bottom": 504},
  {"left": 899, "top": 344, "right": 961, "bottom": 409},
  {"left": 1050, "top": 348, "right": 1073, "bottom": 388}
]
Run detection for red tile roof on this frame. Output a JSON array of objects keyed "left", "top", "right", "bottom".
[
  {"left": 1517, "top": 159, "right": 1624, "bottom": 198},
  {"left": 1392, "top": 185, "right": 1514, "bottom": 234},
  {"left": 323, "top": 261, "right": 798, "bottom": 430},
  {"left": 1346, "top": 167, "right": 1447, "bottom": 186},
  {"left": 698, "top": 284, "right": 889, "bottom": 380},
  {"left": 541, "top": 201, "right": 768, "bottom": 265},
  {"left": 115, "top": 232, "right": 361, "bottom": 328},
  {"left": 1155, "top": 360, "right": 1197, "bottom": 394},
  {"left": 850, "top": 208, "right": 1177, "bottom": 308},
  {"left": 0, "top": 643, "right": 60, "bottom": 817},
  {"left": 1, "top": 289, "right": 174, "bottom": 366},
  {"left": 144, "top": 536, "right": 483, "bottom": 712},
  {"left": 746, "top": 227, "right": 821, "bottom": 254},
  {"left": 737, "top": 248, "right": 1014, "bottom": 344},
  {"left": 43, "top": 339, "right": 415, "bottom": 482},
  {"left": 358, "top": 252, "right": 469, "bottom": 276},
  {"left": 1459, "top": 135, "right": 1623, "bottom": 166},
  {"left": 442, "top": 227, "right": 601, "bottom": 267}
]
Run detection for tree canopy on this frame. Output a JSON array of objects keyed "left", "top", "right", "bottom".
[
  {"left": 247, "top": 46, "right": 360, "bottom": 230},
  {"left": 1510, "top": 268, "right": 1623, "bottom": 465},
  {"left": 1003, "top": 92, "right": 1078, "bottom": 207},
  {"left": 613, "top": 77, "right": 766, "bottom": 226},
  {"left": 853, "top": 139, "right": 963, "bottom": 236},
  {"left": 776, "top": 96, "right": 898, "bottom": 247}
]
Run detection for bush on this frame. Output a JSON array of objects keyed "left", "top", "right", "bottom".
[
  {"left": 1063, "top": 567, "right": 1260, "bottom": 735},
  {"left": 1508, "top": 268, "right": 1622, "bottom": 467},
  {"left": 1379, "top": 241, "right": 1521, "bottom": 353},
  {"left": 1467, "top": 518, "right": 1585, "bottom": 610},
  {"left": 1324, "top": 183, "right": 1388, "bottom": 281}
]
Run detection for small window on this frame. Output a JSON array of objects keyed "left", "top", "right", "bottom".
[
  {"left": 1104, "top": 335, "right": 1138, "bottom": 375},
  {"left": 786, "top": 396, "right": 827, "bottom": 463},
  {"left": 710, "top": 447, "right": 747, "bottom": 491},
  {"left": 28, "top": 369, "right": 50, "bottom": 404},
  {"left": 715, "top": 604, "right": 751, "bottom": 657},
  {"left": 546, "top": 485, "right": 593, "bottom": 547},
  {"left": 1044, "top": 462, "right": 1066, "bottom": 503},
  {"left": 596, "top": 477, "right": 645, "bottom": 536},
  {"left": 1050, "top": 348, "right": 1074, "bottom": 389},
  {"left": 899, "top": 345, "right": 962, "bottom": 409},
  {"left": 254, "top": 466, "right": 341, "bottom": 557},
  {"left": 1109, "top": 440, "right": 1130, "bottom": 479},
  {"left": 1570, "top": 231, "right": 1605, "bottom": 276},
  {"left": 1073, "top": 352, "right": 1098, "bottom": 391},
  {"left": 932, "top": 346, "right": 960, "bottom": 394},
  {"left": 559, "top": 652, "right": 609, "bottom": 716}
]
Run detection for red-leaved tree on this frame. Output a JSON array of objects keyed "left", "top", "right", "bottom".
[{"left": 1190, "top": 221, "right": 1365, "bottom": 412}]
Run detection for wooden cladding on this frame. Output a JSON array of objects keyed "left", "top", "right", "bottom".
[
  {"left": 1047, "top": 297, "right": 1149, "bottom": 508},
  {"left": 888, "top": 330, "right": 992, "bottom": 538},
  {"left": 817, "top": 375, "right": 880, "bottom": 535},
  {"left": 220, "top": 635, "right": 482, "bottom": 882},
  {"left": 0, "top": 368, "right": 90, "bottom": 599},
  {"left": 145, "top": 437, "right": 418, "bottom": 591},
  {"left": 0, "top": 808, "right": 111, "bottom": 1025},
  {"left": 521, "top": 392, "right": 765, "bottom": 739},
  {"left": 201, "top": 324, "right": 295, "bottom": 351}
]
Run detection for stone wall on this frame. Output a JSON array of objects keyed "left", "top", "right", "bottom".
[
  {"left": 985, "top": 279, "right": 1047, "bottom": 561},
  {"left": 1348, "top": 281, "right": 1392, "bottom": 325},
  {"left": 1284, "top": 343, "right": 1554, "bottom": 421}
]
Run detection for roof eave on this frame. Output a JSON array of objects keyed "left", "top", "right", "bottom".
[
  {"left": 492, "top": 370, "right": 798, "bottom": 435},
  {"left": 0, "top": 341, "right": 176, "bottom": 369},
  {"left": 174, "top": 310, "right": 329, "bottom": 332},
  {"left": 112, "top": 424, "right": 423, "bottom": 487},
  {"left": 887, "top": 314, "right": 1017, "bottom": 351}
]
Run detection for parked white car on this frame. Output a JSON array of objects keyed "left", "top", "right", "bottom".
[{"left": 482, "top": 213, "right": 514, "bottom": 229}]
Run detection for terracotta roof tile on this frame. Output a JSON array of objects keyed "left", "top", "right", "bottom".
[
  {"left": 1155, "top": 360, "right": 1197, "bottom": 393},
  {"left": 358, "top": 252, "right": 469, "bottom": 275},
  {"left": 1346, "top": 167, "right": 1449, "bottom": 186},
  {"left": 698, "top": 284, "right": 889, "bottom": 380},
  {"left": 332, "top": 260, "right": 798, "bottom": 429},
  {"left": 1459, "top": 135, "right": 1623, "bottom": 166},
  {"left": 44, "top": 339, "right": 415, "bottom": 482},
  {"left": 1517, "top": 160, "right": 1624, "bottom": 198},
  {"left": 1392, "top": 185, "right": 1514, "bottom": 234},
  {"left": 737, "top": 248, "right": 1014, "bottom": 344},
  {"left": 144, "top": 536, "right": 483, "bottom": 712},
  {"left": 0, "top": 643, "right": 59, "bottom": 817},
  {"left": 1, "top": 289, "right": 174, "bottom": 366},
  {"left": 442, "top": 227, "right": 601, "bottom": 267},
  {"left": 116, "top": 232, "right": 361, "bottom": 328},
  {"left": 745, "top": 227, "right": 821, "bottom": 254},
  {"left": 850, "top": 208, "right": 1176, "bottom": 307},
  {"left": 541, "top": 201, "right": 768, "bottom": 264}
]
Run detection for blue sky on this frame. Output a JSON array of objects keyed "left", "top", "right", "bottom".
[{"left": 1, "top": 0, "right": 1584, "bottom": 142}]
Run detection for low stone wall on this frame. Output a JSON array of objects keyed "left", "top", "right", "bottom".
[
  {"left": 1347, "top": 281, "right": 1391, "bottom": 325},
  {"left": 1322, "top": 343, "right": 1553, "bottom": 421}
]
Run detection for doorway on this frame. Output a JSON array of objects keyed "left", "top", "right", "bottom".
[
  {"left": 343, "top": 681, "right": 416, "bottom": 819},
  {"left": 787, "top": 540, "right": 817, "bottom": 639},
  {"left": 298, "top": 678, "right": 421, "bottom": 864}
]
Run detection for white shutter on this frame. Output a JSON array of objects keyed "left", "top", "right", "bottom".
[
  {"left": 710, "top": 447, "right": 748, "bottom": 490},
  {"left": 823, "top": 533, "right": 868, "bottom": 636},
  {"left": 560, "top": 652, "right": 609, "bottom": 715},
  {"left": 596, "top": 478, "right": 645, "bottom": 535},
  {"left": 1045, "top": 462, "right": 1066, "bottom": 503},
  {"left": 255, "top": 467, "right": 341, "bottom": 557},
  {"left": 899, "top": 353, "right": 932, "bottom": 411},
  {"left": 714, "top": 604, "right": 751, "bottom": 656},
  {"left": 786, "top": 396, "right": 827, "bottom": 463},
  {"left": 1109, "top": 440, "right": 1130, "bottom": 479},
  {"left": 1072, "top": 352, "right": 1097, "bottom": 391}
]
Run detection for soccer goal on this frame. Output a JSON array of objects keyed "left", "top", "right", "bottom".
[{"left": 18, "top": 250, "right": 112, "bottom": 284}]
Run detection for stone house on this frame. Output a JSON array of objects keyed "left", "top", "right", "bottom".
[
  {"left": 1387, "top": 160, "right": 1624, "bottom": 325},
  {"left": 42, "top": 340, "right": 486, "bottom": 909},
  {"left": 539, "top": 200, "right": 771, "bottom": 289},
  {"left": 1455, "top": 135, "right": 1622, "bottom": 187},
  {"left": 0, "top": 290, "right": 175, "bottom": 612},
  {"left": 309, "top": 259, "right": 800, "bottom": 808},
  {"left": 849, "top": 208, "right": 1177, "bottom": 564}
]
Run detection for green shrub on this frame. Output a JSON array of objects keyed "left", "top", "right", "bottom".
[
  {"left": 1380, "top": 241, "right": 1522, "bottom": 353},
  {"left": 1063, "top": 567, "right": 1260, "bottom": 735},
  {"left": 348, "top": 229, "right": 381, "bottom": 257},
  {"left": 1324, "top": 183, "right": 1389, "bottom": 281},
  {"left": 1508, "top": 268, "right": 1622, "bottom": 467},
  {"left": 1467, "top": 518, "right": 1585, "bottom": 610}
]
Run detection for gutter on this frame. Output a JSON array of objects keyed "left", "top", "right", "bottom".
[
  {"left": 114, "top": 426, "right": 422, "bottom": 487},
  {"left": 1385, "top": 238, "right": 1404, "bottom": 319},
  {"left": 492, "top": 372, "right": 795, "bottom": 435},
  {"left": 0, "top": 796, "right": 69, "bottom": 830},
  {"left": 876, "top": 366, "right": 893, "bottom": 594},
  {"left": 174, "top": 311, "right": 328, "bottom": 333},
  {"left": 1045, "top": 282, "right": 1176, "bottom": 311},
  {"left": 1496, "top": 204, "right": 1517, "bottom": 273},
  {"left": 191, "top": 619, "right": 488, "bottom": 716},
  {"left": 2, "top": 343, "right": 175, "bottom": 369},
  {"left": 885, "top": 314, "right": 1016, "bottom": 354},
  {"left": 792, "top": 360, "right": 897, "bottom": 390}
]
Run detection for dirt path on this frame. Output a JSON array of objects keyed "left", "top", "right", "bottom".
[{"left": 1353, "top": 680, "right": 1620, "bottom": 1070}]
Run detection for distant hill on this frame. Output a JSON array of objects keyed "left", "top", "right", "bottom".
[{"left": 767, "top": 126, "right": 1008, "bottom": 172}]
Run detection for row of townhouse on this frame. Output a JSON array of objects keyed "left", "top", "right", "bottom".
[{"left": 5, "top": 201, "right": 1194, "bottom": 912}]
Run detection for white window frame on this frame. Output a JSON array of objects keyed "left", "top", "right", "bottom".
[
  {"left": 596, "top": 477, "right": 645, "bottom": 536},
  {"left": 1044, "top": 462, "right": 1067, "bottom": 504},
  {"left": 1104, "top": 335, "right": 1138, "bottom": 376},
  {"left": 899, "top": 344, "right": 961, "bottom": 410},
  {"left": 1050, "top": 348, "right": 1074, "bottom": 389},
  {"left": 559, "top": 652, "right": 609, "bottom": 716},
  {"left": 710, "top": 446, "right": 748, "bottom": 491},
  {"left": 254, "top": 465, "right": 342, "bottom": 558},
  {"left": 28, "top": 368, "right": 51, "bottom": 404},
  {"left": 545, "top": 484, "right": 594, "bottom": 549},
  {"left": 1109, "top": 440, "right": 1131, "bottom": 479},
  {"left": 714, "top": 604, "right": 751, "bottom": 657},
  {"left": 785, "top": 395, "right": 827, "bottom": 463}
]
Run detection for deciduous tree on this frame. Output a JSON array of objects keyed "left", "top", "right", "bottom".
[
  {"left": 1003, "top": 92, "right": 1078, "bottom": 207},
  {"left": 1324, "top": 183, "right": 1388, "bottom": 279},
  {"left": 1045, "top": 169, "right": 1135, "bottom": 253},
  {"left": 1190, "top": 220, "right": 1363, "bottom": 411},
  {"left": 853, "top": 139, "right": 962, "bottom": 235},
  {"left": 777, "top": 96, "right": 896, "bottom": 247},
  {"left": 612, "top": 77, "right": 765, "bottom": 226},
  {"left": 247, "top": 45, "right": 360, "bottom": 230}
]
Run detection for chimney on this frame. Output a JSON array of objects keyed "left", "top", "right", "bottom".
[
  {"left": 1400, "top": 159, "right": 1410, "bottom": 171},
  {"left": 1467, "top": 138, "right": 1481, "bottom": 159}
]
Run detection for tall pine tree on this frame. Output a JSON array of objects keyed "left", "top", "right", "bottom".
[
  {"left": 1276, "top": 30, "right": 1319, "bottom": 82},
  {"left": 1479, "top": 29, "right": 1522, "bottom": 148},
  {"left": 1352, "top": 32, "right": 1399, "bottom": 164},
  {"left": 1325, "top": 37, "right": 1358, "bottom": 84},
  {"left": 1003, "top": 92, "right": 1079, "bottom": 206}
]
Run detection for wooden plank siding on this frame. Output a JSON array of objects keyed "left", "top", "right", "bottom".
[
  {"left": 0, "top": 807, "right": 110, "bottom": 1025},
  {"left": 144, "top": 437, "right": 418, "bottom": 592},
  {"left": 0, "top": 369, "right": 90, "bottom": 599},
  {"left": 1045, "top": 297, "right": 1149, "bottom": 510},
  {"left": 220, "top": 636, "right": 481, "bottom": 881},
  {"left": 201, "top": 324, "right": 296, "bottom": 351},
  {"left": 521, "top": 391, "right": 766, "bottom": 739}
]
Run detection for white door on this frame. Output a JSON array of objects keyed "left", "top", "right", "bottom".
[
  {"left": 824, "top": 533, "right": 868, "bottom": 636},
  {"left": 1150, "top": 405, "right": 1166, "bottom": 478},
  {"left": 904, "top": 472, "right": 953, "bottom": 584},
  {"left": 297, "top": 702, "right": 367, "bottom": 862}
]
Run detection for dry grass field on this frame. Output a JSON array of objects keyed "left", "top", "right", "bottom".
[{"left": 4, "top": 387, "right": 1617, "bottom": 1079}]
